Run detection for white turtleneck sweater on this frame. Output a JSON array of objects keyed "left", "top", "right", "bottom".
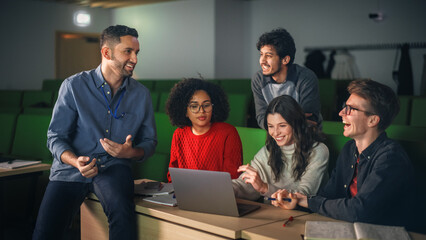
[{"left": 232, "top": 142, "right": 329, "bottom": 201}]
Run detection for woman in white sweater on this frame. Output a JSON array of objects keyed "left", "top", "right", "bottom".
[{"left": 232, "top": 95, "right": 329, "bottom": 201}]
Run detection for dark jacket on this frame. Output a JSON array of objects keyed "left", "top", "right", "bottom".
[{"left": 308, "top": 132, "right": 417, "bottom": 229}]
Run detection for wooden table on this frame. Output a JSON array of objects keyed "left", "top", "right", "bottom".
[{"left": 81, "top": 179, "right": 426, "bottom": 240}]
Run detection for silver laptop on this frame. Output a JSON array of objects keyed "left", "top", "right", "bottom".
[{"left": 169, "top": 167, "right": 260, "bottom": 217}]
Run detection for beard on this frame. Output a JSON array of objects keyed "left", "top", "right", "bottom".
[
  {"left": 111, "top": 52, "right": 133, "bottom": 78},
  {"left": 263, "top": 63, "right": 282, "bottom": 78}
]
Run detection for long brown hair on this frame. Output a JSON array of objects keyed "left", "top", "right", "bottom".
[{"left": 264, "top": 95, "right": 325, "bottom": 181}]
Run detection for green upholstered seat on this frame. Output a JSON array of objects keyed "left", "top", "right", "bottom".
[
  {"left": 0, "top": 113, "right": 18, "bottom": 155},
  {"left": 235, "top": 127, "right": 266, "bottom": 165},
  {"left": 10, "top": 114, "right": 52, "bottom": 163}
]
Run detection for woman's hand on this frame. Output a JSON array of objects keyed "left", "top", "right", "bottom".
[{"left": 238, "top": 164, "right": 268, "bottom": 194}]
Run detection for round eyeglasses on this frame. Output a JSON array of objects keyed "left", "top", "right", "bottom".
[{"left": 188, "top": 103, "right": 214, "bottom": 113}]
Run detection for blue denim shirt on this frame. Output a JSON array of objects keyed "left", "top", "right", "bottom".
[
  {"left": 308, "top": 132, "right": 416, "bottom": 228},
  {"left": 47, "top": 65, "right": 157, "bottom": 183}
]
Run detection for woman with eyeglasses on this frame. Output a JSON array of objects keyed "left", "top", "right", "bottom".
[
  {"left": 165, "top": 78, "right": 242, "bottom": 182},
  {"left": 232, "top": 95, "right": 329, "bottom": 201}
]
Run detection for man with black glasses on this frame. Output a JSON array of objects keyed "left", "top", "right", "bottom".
[
  {"left": 271, "top": 79, "right": 419, "bottom": 231},
  {"left": 33, "top": 25, "right": 157, "bottom": 240}
]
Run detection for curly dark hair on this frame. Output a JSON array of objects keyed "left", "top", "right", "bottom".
[
  {"left": 264, "top": 95, "right": 325, "bottom": 181},
  {"left": 256, "top": 28, "right": 296, "bottom": 65},
  {"left": 100, "top": 25, "right": 138, "bottom": 48},
  {"left": 166, "top": 78, "right": 230, "bottom": 128},
  {"left": 347, "top": 79, "right": 399, "bottom": 132}
]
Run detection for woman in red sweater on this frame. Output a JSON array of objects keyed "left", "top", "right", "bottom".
[{"left": 165, "top": 78, "right": 242, "bottom": 182}]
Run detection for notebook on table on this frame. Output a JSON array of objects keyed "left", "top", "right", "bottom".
[{"left": 169, "top": 167, "right": 260, "bottom": 217}]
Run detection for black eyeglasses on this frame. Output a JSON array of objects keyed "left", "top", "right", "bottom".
[
  {"left": 188, "top": 103, "right": 214, "bottom": 113},
  {"left": 341, "top": 102, "right": 375, "bottom": 116}
]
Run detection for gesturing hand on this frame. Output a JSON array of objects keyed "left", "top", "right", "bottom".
[
  {"left": 76, "top": 156, "right": 98, "bottom": 178},
  {"left": 100, "top": 135, "right": 134, "bottom": 159},
  {"left": 238, "top": 164, "right": 268, "bottom": 194}
]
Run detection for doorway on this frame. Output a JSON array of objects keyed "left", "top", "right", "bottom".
[{"left": 55, "top": 31, "right": 101, "bottom": 79}]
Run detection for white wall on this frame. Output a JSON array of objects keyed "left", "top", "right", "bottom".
[
  {"left": 113, "top": 0, "right": 215, "bottom": 80},
  {"left": 246, "top": 0, "right": 426, "bottom": 94},
  {"left": 0, "top": 0, "right": 112, "bottom": 90}
]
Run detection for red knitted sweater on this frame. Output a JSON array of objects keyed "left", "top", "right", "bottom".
[{"left": 167, "top": 122, "right": 242, "bottom": 182}]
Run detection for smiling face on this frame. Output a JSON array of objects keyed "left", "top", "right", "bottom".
[
  {"left": 186, "top": 90, "right": 213, "bottom": 134},
  {"left": 267, "top": 113, "right": 294, "bottom": 147},
  {"left": 109, "top": 35, "right": 139, "bottom": 78},
  {"left": 339, "top": 94, "right": 373, "bottom": 140},
  {"left": 259, "top": 45, "right": 286, "bottom": 80}
]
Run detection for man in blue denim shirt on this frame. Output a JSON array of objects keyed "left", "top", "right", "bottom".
[
  {"left": 33, "top": 25, "right": 157, "bottom": 240},
  {"left": 271, "top": 79, "right": 419, "bottom": 230}
]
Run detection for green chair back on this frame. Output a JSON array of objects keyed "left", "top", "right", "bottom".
[
  {"left": 0, "top": 113, "right": 18, "bottom": 155},
  {"left": 132, "top": 153, "right": 169, "bottom": 182},
  {"left": 154, "top": 80, "right": 180, "bottom": 92},
  {"left": 154, "top": 112, "right": 176, "bottom": 154},
  {"left": 410, "top": 98, "right": 426, "bottom": 127},
  {"left": 392, "top": 96, "right": 411, "bottom": 125},
  {"left": 0, "top": 90, "right": 23, "bottom": 108},
  {"left": 236, "top": 127, "right": 266, "bottom": 165},
  {"left": 318, "top": 79, "right": 337, "bottom": 121},
  {"left": 218, "top": 79, "right": 251, "bottom": 94},
  {"left": 22, "top": 90, "right": 54, "bottom": 108},
  {"left": 157, "top": 92, "right": 169, "bottom": 113},
  {"left": 42, "top": 79, "right": 63, "bottom": 92},
  {"left": 137, "top": 80, "right": 155, "bottom": 92},
  {"left": 226, "top": 93, "right": 250, "bottom": 127},
  {"left": 10, "top": 114, "right": 52, "bottom": 162},
  {"left": 150, "top": 92, "right": 159, "bottom": 112}
]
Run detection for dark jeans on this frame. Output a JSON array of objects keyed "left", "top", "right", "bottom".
[{"left": 32, "top": 164, "right": 136, "bottom": 240}]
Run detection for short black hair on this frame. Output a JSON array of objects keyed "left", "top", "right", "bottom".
[
  {"left": 166, "top": 78, "right": 229, "bottom": 128},
  {"left": 100, "top": 25, "right": 138, "bottom": 48},
  {"left": 256, "top": 28, "right": 296, "bottom": 65},
  {"left": 347, "top": 79, "right": 399, "bottom": 131}
]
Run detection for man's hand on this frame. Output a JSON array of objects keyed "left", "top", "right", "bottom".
[
  {"left": 100, "top": 135, "right": 134, "bottom": 159},
  {"left": 76, "top": 156, "right": 98, "bottom": 178},
  {"left": 238, "top": 164, "right": 268, "bottom": 194}
]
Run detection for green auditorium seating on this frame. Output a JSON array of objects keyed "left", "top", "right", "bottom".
[
  {"left": 227, "top": 93, "right": 250, "bottom": 127},
  {"left": 392, "top": 95, "right": 411, "bottom": 125},
  {"left": 21, "top": 90, "right": 54, "bottom": 108},
  {"left": 41, "top": 79, "right": 63, "bottom": 92},
  {"left": 132, "top": 112, "right": 176, "bottom": 181},
  {"left": 0, "top": 113, "right": 18, "bottom": 155},
  {"left": 410, "top": 97, "right": 426, "bottom": 127},
  {"left": 153, "top": 80, "right": 180, "bottom": 92},
  {"left": 23, "top": 107, "right": 53, "bottom": 115},
  {"left": 10, "top": 114, "right": 52, "bottom": 163},
  {"left": 157, "top": 92, "right": 169, "bottom": 113},
  {"left": 318, "top": 79, "right": 337, "bottom": 121},
  {"left": 150, "top": 91, "right": 159, "bottom": 112},
  {"left": 0, "top": 107, "right": 22, "bottom": 114},
  {"left": 321, "top": 121, "right": 351, "bottom": 174},
  {"left": 0, "top": 90, "right": 23, "bottom": 108},
  {"left": 218, "top": 79, "right": 251, "bottom": 94},
  {"left": 236, "top": 127, "right": 266, "bottom": 165},
  {"left": 137, "top": 80, "right": 155, "bottom": 92}
]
